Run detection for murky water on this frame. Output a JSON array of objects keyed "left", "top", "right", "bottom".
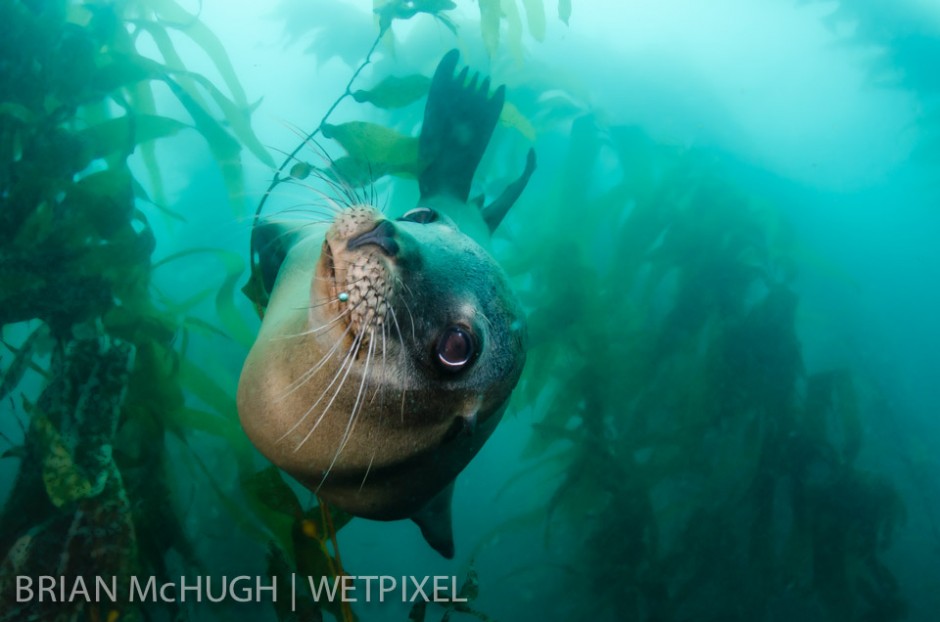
[{"left": 2, "top": 1, "right": 938, "bottom": 620}]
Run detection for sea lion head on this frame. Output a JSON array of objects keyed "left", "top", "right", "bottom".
[
  {"left": 319, "top": 204, "right": 525, "bottom": 411},
  {"left": 237, "top": 203, "right": 526, "bottom": 526}
]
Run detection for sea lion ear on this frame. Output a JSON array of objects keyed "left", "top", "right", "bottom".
[
  {"left": 411, "top": 482, "right": 456, "bottom": 559},
  {"left": 482, "top": 147, "right": 537, "bottom": 233}
]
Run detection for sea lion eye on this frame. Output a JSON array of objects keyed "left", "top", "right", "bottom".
[
  {"left": 399, "top": 207, "right": 438, "bottom": 224},
  {"left": 435, "top": 326, "right": 475, "bottom": 372}
]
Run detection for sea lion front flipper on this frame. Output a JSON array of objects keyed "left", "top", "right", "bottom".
[
  {"left": 419, "top": 49, "right": 505, "bottom": 204},
  {"left": 411, "top": 482, "right": 456, "bottom": 559},
  {"left": 242, "top": 220, "right": 302, "bottom": 313}
]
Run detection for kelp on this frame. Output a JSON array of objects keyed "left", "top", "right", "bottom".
[
  {"left": 352, "top": 74, "right": 432, "bottom": 109},
  {"left": 0, "top": 1, "right": 300, "bottom": 621},
  {"left": 499, "top": 114, "right": 907, "bottom": 620},
  {"left": 407, "top": 569, "right": 492, "bottom": 622}
]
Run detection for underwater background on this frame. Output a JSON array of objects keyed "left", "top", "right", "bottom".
[{"left": 1, "top": 0, "right": 939, "bottom": 620}]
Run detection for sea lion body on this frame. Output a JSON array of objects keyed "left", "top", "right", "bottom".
[
  {"left": 238, "top": 205, "right": 523, "bottom": 519},
  {"left": 237, "top": 50, "right": 535, "bottom": 557}
]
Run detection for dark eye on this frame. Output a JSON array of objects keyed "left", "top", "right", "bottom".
[
  {"left": 399, "top": 207, "right": 438, "bottom": 224},
  {"left": 435, "top": 326, "right": 475, "bottom": 372}
]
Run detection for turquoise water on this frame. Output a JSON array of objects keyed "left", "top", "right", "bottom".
[{"left": 1, "top": 0, "right": 939, "bottom": 620}]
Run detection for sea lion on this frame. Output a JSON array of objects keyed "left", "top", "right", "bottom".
[{"left": 237, "top": 50, "right": 535, "bottom": 558}]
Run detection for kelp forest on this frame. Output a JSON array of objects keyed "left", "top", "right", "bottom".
[{"left": 0, "top": 0, "right": 932, "bottom": 621}]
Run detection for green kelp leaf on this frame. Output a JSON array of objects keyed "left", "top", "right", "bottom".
[
  {"left": 0, "top": 324, "right": 46, "bottom": 401},
  {"left": 0, "top": 102, "right": 36, "bottom": 124},
  {"left": 147, "top": 0, "right": 250, "bottom": 108},
  {"left": 322, "top": 121, "right": 418, "bottom": 164},
  {"left": 68, "top": 167, "right": 135, "bottom": 237},
  {"left": 213, "top": 251, "right": 255, "bottom": 349},
  {"left": 1, "top": 446, "right": 26, "bottom": 460},
  {"left": 292, "top": 506, "right": 355, "bottom": 622},
  {"left": 178, "top": 358, "right": 237, "bottom": 419},
  {"left": 162, "top": 78, "right": 247, "bottom": 216},
  {"left": 352, "top": 74, "right": 431, "bottom": 109},
  {"left": 479, "top": 0, "right": 501, "bottom": 57},
  {"left": 92, "top": 54, "right": 157, "bottom": 93},
  {"left": 131, "top": 176, "right": 187, "bottom": 223},
  {"left": 293, "top": 506, "right": 355, "bottom": 620},
  {"left": 35, "top": 416, "right": 102, "bottom": 506},
  {"left": 292, "top": 524, "right": 349, "bottom": 622},
  {"left": 409, "top": 601, "right": 427, "bottom": 622},
  {"left": 74, "top": 165, "right": 133, "bottom": 196},
  {"left": 501, "top": 0, "right": 524, "bottom": 61},
  {"left": 375, "top": 0, "right": 457, "bottom": 32},
  {"left": 126, "top": 74, "right": 172, "bottom": 209},
  {"left": 325, "top": 156, "right": 416, "bottom": 189},
  {"left": 290, "top": 161, "right": 313, "bottom": 179},
  {"left": 500, "top": 102, "right": 536, "bottom": 140},
  {"left": 267, "top": 544, "right": 319, "bottom": 622},
  {"left": 77, "top": 114, "right": 189, "bottom": 161},
  {"left": 242, "top": 467, "right": 303, "bottom": 520},
  {"left": 240, "top": 477, "right": 307, "bottom": 565},
  {"left": 153, "top": 247, "right": 255, "bottom": 349},
  {"left": 180, "top": 444, "right": 275, "bottom": 545},
  {"left": 181, "top": 315, "right": 231, "bottom": 341},
  {"left": 558, "top": 0, "right": 572, "bottom": 25},
  {"left": 175, "top": 70, "right": 274, "bottom": 168},
  {"left": 521, "top": 0, "right": 546, "bottom": 41},
  {"left": 168, "top": 406, "right": 242, "bottom": 444},
  {"left": 457, "top": 568, "right": 480, "bottom": 602},
  {"left": 151, "top": 283, "right": 213, "bottom": 317},
  {"left": 322, "top": 122, "right": 421, "bottom": 174},
  {"left": 131, "top": 20, "right": 210, "bottom": 112}
]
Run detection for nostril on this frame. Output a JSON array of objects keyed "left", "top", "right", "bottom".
[{"left": 347, "top": 220, "right": 399, "bottom": 256}]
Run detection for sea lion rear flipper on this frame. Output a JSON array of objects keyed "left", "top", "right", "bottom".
[
  {"left": 411, "top": 482, "right": 456, "bottom": 559},
  {"left": 419, "top": 49, "right": 505, "bottom": 204}
]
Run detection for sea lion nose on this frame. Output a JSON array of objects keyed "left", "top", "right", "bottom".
[{"left": 346, "top": 219, "right": 399, "bottom": 256}]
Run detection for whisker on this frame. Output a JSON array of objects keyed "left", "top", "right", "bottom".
[
  {"left": 288, "top": 316, "right": 368, "bottom": 449},
  {"left": 395, "top": 278, "right": 418, "bottom": 346},
  {"left": 400, "top": 387, "right": 407, "bottom": 425},
  {"left": 266, "top": 203, "right": 340, "bottom": 221},
  {"left": 385, "top": 302, "right": 406, "bottom": 350},
  {"left": 261, "top": 215, "right": 333, "bottom": 227},
  {"left": 272, "top": 308, "right": 349, "bottom": 340},
  {"left": 358, "top": 450, "right": 376, "bottom": 493},
  {"left": 318, "top": 322, "right": 377, "bottom": 492},
  {"left": 301, "top": 136, "right": 361, "bottom": 208},
  {"left": 275, "top": 319, "right": 355, "bottom": 403},
  {"left": 303, "top": 272, "right": 370, "bottom": 287},
  {"left": 369, "top": 314, "right": 388, "bottom": 406},
  {"left": 278, "top": 294, "right": 368, "bottom": 340}
]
